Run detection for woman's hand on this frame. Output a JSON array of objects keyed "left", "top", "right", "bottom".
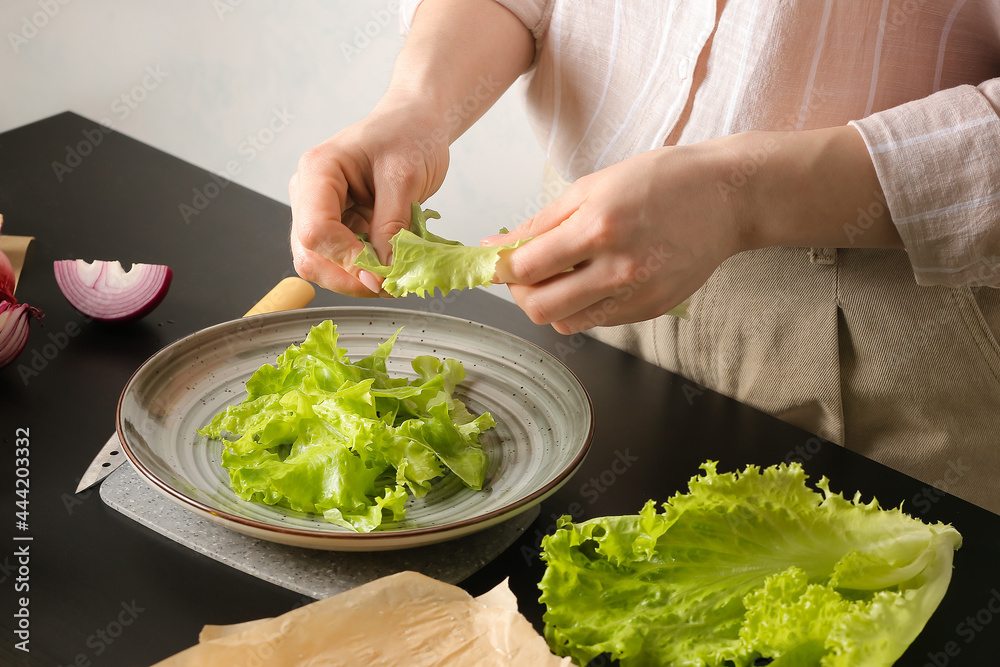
[
  {"left": 490, "top": 138, "right": 749, "bottom": 334},
  {"left": 288, "top": 0, "right": 533, "bottom": 298},
  {"left": 489, "top": 127, "right": 901, "bottom": 334},
  {"left": 289, "top": 90, "right": 450, "bottom": 297}
]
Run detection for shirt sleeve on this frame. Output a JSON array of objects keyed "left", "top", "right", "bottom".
[
  {"left": 399, "top": 0, "right": 552, "bottom": 63},
  {"left": 849, "top": 79, "right": 1000, "bottom": 288}
]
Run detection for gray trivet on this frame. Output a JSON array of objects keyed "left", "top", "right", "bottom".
[{"left": 100, "top": 462, "right": 539, "bottom": 599}]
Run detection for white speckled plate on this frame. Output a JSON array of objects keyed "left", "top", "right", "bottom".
[{"left": 117, "top": 307, "right": 593, "bottom": 551}]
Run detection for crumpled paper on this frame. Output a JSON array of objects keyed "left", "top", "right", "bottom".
[{"left": 153, "top": 571, "right": 571, "bottom": 667}]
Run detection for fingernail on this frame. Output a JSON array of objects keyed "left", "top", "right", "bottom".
[
  {"left": 359, "top": 270, "right": 381, "bottom": 294},
  {"left": 480, "top": 234, "right": 505, "bottom": 246}
]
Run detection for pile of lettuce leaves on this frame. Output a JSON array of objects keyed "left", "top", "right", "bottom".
[
  {"left": 538, "top": 461, "right": 962, "bottom": 666},
  {"left": 197, "top": 320, "right": 494, "bottom": 532},
  {"left": 353, "top": 203, "right": 527, "bottom": 298}
]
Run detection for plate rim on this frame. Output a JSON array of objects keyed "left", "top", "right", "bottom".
[{"left": 116, "top": 305, "right": 595, "bottom": 546}]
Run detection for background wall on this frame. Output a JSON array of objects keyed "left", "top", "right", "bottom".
[{"left": 0, "top": 0, "right": 547, "bottom": 297}]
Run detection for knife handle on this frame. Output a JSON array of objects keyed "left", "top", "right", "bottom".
[{"left": 243, "top": 277, "right": 315, "bottom": 317}]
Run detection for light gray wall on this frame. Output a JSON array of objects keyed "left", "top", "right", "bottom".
[{"left": 0, "top": 1, "right": 546, "bottom": 297}]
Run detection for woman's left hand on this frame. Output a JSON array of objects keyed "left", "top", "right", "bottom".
[
  {"left": 488, "top": 126, "right": 900, "bottom": 334},
  {"left": 488, "top": 138, "right": 749, "bottom": 334}
]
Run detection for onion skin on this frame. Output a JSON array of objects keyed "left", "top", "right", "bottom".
[
  {"left": 53, "top": 259, "right": 173, "bottom": 322},
  {"left": 0, "top": 301, "right": 42, "bottom": 369}
]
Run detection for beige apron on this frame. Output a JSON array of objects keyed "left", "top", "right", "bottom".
[{"left": 590, "top": 244, "right": 1000, "bottom": 515}]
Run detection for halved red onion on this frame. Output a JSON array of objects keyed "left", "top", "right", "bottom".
[
  {"left": 0, "top": 301, "right": 42, "bottom": 368},
  {"left": 53, "top": 259, "right": 173, "bottom": 322}
]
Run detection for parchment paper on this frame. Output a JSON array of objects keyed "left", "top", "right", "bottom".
[
  {"left": 152, "top": 571, "right": 572, "bottom": 666},
  {"left": 0, "top": 214, "right": 33, "bottom": 290}
]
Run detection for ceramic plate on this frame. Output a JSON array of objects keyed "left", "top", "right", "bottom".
[{"left": 117, "top": 307, "right": 593, "bottom": 551}]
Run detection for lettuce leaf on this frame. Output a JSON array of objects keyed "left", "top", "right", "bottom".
[
  {"left": 197, "top": 320, "right": 493, "bottom": 532},
  {"left": 538, "top": 461, "right": 962, "bottom": 667},
  {"left": 353, "top": 203, "right": 528, "bottom": 298}
]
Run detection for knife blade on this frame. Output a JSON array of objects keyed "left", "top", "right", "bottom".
[
  {"left": 75, "top": 432, "right": 125, "bottom": 493},
  {"left": 75, "top": 276, "right": 316, "bottom": 494}
]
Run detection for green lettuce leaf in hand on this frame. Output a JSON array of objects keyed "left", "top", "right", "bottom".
[
  {"left": 197, "top": 320, "right": 493, "bottom": 532},
  {"left": 538, "top": 460, "right": 962, "bottom": 667},
  {"left": 354, "top": 203, "right": 528, "bottom": 298}
]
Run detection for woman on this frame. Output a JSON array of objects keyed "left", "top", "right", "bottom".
[{"left": 289, "top": 0, "right": 1000, "bottom": 513}]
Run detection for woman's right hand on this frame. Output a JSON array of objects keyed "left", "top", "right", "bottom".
[{"left": 289, "top": 89, "right": 451, "bottom": 297}]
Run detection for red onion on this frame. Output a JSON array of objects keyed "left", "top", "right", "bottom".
[
  {"left": 53, "top": 259, "right": 173, "bottom": 322},
  {"left": 0, "top": 301, "right": 42, "bottom": 368}
]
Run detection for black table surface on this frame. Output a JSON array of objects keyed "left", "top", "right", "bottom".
[{"left": 2, "top": 112, "right": 998, "bottom": 667}]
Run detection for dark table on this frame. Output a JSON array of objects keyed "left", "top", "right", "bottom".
[{"left": 1, "top": 112, "right": 998, "bottom": 667}]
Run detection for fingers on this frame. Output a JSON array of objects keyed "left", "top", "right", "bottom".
[
  {"left": 289, "top": 222, "right": 377, "bottom": 298},
  {"left": 341, "top": 205, "right": 374, "bottom": 235},
  {"left": 507, "top": 265, "right": 682, "bottom": 334},
  {"left": 369, "top": 163, "right": 423, "bottom": 266},
  {"left": 505, "top": 252, "right": 639, "bottom": 329},
  {"left": 289, "top": 147, "right": 379, "bottom": 296},
  {"left": 492, "top": 215, "right": 599, "bottom": 287},
  {"left": 489, "top": 184, "right": 601, "bottom": 286},
  {"left": 506, "top": 263, "right": 605, "bottom": 326}
]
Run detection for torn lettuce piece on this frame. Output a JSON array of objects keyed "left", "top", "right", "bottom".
[
  {"left": 197, "top": 320, "right": 493, "bottom": 532},
  {"left": 538, "top": 461, "right": 962, "bottom": 667},
  {"left": 354, "top": 203, "right": 527, "bottom": 298}
]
